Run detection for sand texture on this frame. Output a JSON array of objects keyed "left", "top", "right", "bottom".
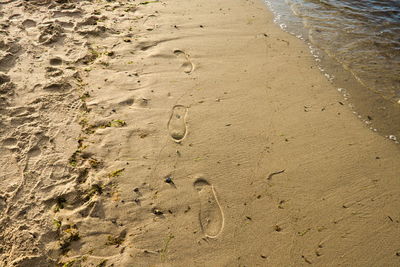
[{"left": 0, "top": 0, "right": 399, "bottom": 266}]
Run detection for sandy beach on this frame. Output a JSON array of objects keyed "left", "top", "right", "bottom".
[{"left": 1, "top": 0, "right": 400, "bottom": 266}]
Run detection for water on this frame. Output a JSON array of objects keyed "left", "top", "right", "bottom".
[{"left": 265, "top": 0, "right": 400, "bottom": 142}]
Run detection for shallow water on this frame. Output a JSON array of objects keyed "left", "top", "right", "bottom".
[{"left": 265, "top": 0, "right": 400, "bottom": 141}]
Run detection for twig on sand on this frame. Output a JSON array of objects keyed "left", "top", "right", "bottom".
[{"left": 267, "top": 169, "right": 285, "bottom": 180}]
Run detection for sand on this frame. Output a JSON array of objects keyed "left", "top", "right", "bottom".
[{"left": 0, "top": 0, "right": 399, "bottom": 266}]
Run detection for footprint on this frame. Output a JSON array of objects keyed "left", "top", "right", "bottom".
[
  {"left": 28, "top": 145, "right": 41, "bottom": 158},
  {"left": 43, "top": 80, "right": 72, "bottom": 92},
  {"left": 193, "top": 178, "right": 224, "bottom": 238},
  {"left": 167, "top": 105, "right": 187, "bottom": 142},
  {"left": 76, "top": 15, "right": 99, "bottom": 27},
  {"left": 45, "top": 66, "right": 63, "bottom": 78},
  {"left": 118, "top": 97, "right": 134, "bottom": 106},
  {"left": 52, "top": 10, "right": 82, "bottom": 18},
  {"left": 0, "top": 53, "right": 17, "bottom": 72},
  {"left": 38, "top": 23, "right": 64, "bottom": 44},
  {"left": 22, "top": 19, "right": 37, "bottom": 28},
  {"left": 2, "top": 137, "right": 17, "bottom": 148},
  {"left": 143, "top": 14, "right": 157, "bottom": 31},
  {"left": 0, "top": 73, "right": 10, "bottom": 84},
  {"left": 49, "top": 57, "right": 63, "bottom": 66},
  {"left": 66, "top": 98, "right": 83, "bottom": 112},
  {"left": 173, "top": 50, "right": 194, "bottom": 74}
]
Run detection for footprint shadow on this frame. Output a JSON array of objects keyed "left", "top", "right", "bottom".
[
  {"left": 167, "top": 105, "right": 188, "bottom": 143},
  {"left": 173, "top": 50, "right": 194, "bottom": 74},
  {"left": 193, "top": 178, "right": 225, "bottom": 238}
]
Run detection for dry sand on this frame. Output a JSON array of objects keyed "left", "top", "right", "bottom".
[{"left": 0, "top": 0, "right": 399, "bottom": 266}]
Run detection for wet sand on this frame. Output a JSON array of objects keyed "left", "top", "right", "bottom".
[{"left": 0, "top": 0, "right": 400, "bottom": 266}]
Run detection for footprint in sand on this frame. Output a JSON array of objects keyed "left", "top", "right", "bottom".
[
  {"left": 143, "top": 14, "right": 158, "bottom": 31},
  {"left": 0, "top": 41, "right": 20, "bottom": 73},
  {"left": 194, "top": 178, "right": 224, "bottom": 238},
  {"left": 49, "top": 57, "right": 63, "bottom": 66},
  {"left": 167, "top": 105, "right": 187, "bottom": 142},
  {"left": 66, "top": 98, "right": 84, "bottom": 113},
  {"left": 38, "top": 23, "right": 64, "bottom": 45},
  {"left": 22, "top": 19, "right": 37, "bottom": 28},
  {"left": 173, "top": 50, "right": 194, "bottom": 74}
]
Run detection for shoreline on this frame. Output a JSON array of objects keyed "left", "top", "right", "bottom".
[
  {"left": 265, "top": 0, "right": 400, "bottom": 142},
  {"left": 0, "top": 0, "right": 400, "bottom": 266}
]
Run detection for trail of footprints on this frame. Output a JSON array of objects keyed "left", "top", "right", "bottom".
[{"left": 167, "top": 105, "right": 225, "bottom": 238}]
